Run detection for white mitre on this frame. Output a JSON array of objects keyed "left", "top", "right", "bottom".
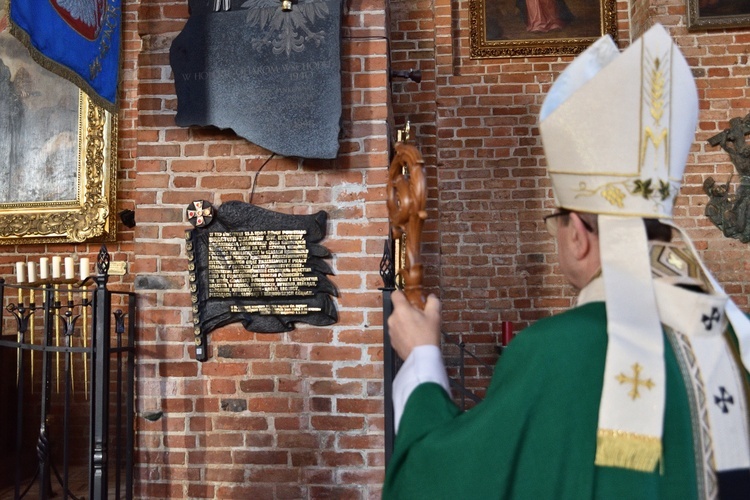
[
  {"left": 540, "top": 23, "right": 750, "bottom": 473},
  {"left": 540, "top": 24, "right": 697, "bottom": 217}
]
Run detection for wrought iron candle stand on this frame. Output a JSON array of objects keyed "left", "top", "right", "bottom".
[{"left": 0, "top": 246, "right": 136, "bottom": 500}]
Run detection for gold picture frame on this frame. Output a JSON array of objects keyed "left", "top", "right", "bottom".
[
  {"left": 469, "top": 0, "right": 618, "bottom": 58},
  {"left": 0, "top": 27, "right": 117, "bottom": 245},
  {"left": 0, "top": 94, "right": 117, "bottom": 245},
  {"left": 687, "top": 0, "right": 750, "bottom": 31}
]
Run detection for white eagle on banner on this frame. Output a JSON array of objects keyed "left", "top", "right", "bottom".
[{"left": 52, "top": 0, "right": 106, "bottom": 40}]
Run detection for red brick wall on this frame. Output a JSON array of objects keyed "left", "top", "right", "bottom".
[
  {"left": 132, "top": 0, "right": 390, "bottom": 498},
  {"left": 2, "top": 0, "right": 750, "bottom": 498}
]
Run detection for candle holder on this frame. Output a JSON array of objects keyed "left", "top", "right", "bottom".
[{"left": 0, "top": 245, "right": 137, "bottom": 499}]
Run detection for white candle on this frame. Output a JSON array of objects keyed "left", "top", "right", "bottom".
[
  {"left": 52, "top": 256, "right": 62, "bottom": 279},
  {"left": 27, "top": 262, "right": 36, "bottom": 283},
  {"left": 64, "top": 257, "right": 75, "bottom": 280},
  {"left": 15, "top": 262, "right": 25, "bottom": 283},
  {"left": 39, "top": 257, "right": 49, "bottom": 280},
  {"left": 80, "top": 257, "right": 90, "bottom": 280}
]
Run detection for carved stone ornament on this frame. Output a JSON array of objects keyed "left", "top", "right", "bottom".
[
  {"left": 186, "top": 201, "right": 338, "bottom": 361},
  {"left": 704, "top": 113, "right": 750, "bottom": 243}
]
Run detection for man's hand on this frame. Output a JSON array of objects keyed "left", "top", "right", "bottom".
[{"left": 387, "top": 290, "right": 441, "bottom": 360}]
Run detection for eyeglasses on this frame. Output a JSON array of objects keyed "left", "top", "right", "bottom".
[{"left": 543, "top": 210, "right": 594, "bottom": 236}]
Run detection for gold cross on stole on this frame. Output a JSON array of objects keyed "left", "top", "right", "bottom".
[{"left": 616, "top": 363, "right": 655, "bottom": 400}]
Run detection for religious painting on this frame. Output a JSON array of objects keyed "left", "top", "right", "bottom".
[
  {"left": 0, "top": 16, "right": 117, "bottom": 244},
  {"left": 687, "top": 0, "right": 750, "bottom": 30},
  {"left": 469, "top": 0, "right": 618, "bottom": 58}
]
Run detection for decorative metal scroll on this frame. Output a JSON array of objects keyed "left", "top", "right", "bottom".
[
  {"left": 704, "top": 113, "right": 750, "bottom": 243},
  {"left": 386, "top": 142, "right": 427, "bottom": 308}
]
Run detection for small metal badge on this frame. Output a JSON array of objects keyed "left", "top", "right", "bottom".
[{"left": 187, "top": 200, "right": 214, "bottom": 228}]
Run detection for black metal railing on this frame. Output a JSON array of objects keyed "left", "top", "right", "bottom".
[
  {"left": 442, "top": 335, "right": 496, "bottom": 410},
  {"left": 0, "top": 246, "right": 135, "bottom": 500}
]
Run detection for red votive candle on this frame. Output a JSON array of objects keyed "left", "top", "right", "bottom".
[{"left": 501, "top": 321, "right": 513, "bottom": 346}]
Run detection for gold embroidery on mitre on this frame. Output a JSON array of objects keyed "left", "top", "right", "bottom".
[
  {"left": 640, "top": 53, "right": 669, "bottom": 168},
  {"left": 573, "top": 178, "right": 674, "bottom": 209},
  {"left": 641, "top": 127, "right": 668, "bottom": 166},
  {"left": 595, "top": 429, "right": 662, "bottom": 471},
  {"left": 601, "top": 185, "right": 626, "bottom": 208},
  {"left": 616, "top": 363, "right": 655, "bottom": 400},
  {"left": 640, "top": 46, "right": 674, "bottom": 205},
  {"left": 570, "top": 44, "right": 677, "bottom": 212}
]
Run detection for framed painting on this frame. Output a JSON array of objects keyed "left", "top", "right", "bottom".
[
  {"left": 0, "top": 26, "right": 117, "bottom": 244},
  {"left": 687, "top": 0, "right": 750, "bottom": 31},
  {"left": 470, "top": 0, "right": 618, "bottom": 58}
]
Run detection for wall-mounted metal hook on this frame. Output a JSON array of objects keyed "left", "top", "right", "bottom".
[{"left": 390, "top": 69, "right": 422, "bottom": 83}]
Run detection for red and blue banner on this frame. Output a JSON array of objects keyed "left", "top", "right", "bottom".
[{"left": 9, "top": 0, "right": 120, "bottom": 112}]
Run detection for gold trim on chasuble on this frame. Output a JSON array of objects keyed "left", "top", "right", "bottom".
[
  {"left": 595, "top": 429, "right": 662, "bottom": 472},
  {"left": 665, "top": 326, "right": 717, "bottom": 500}
]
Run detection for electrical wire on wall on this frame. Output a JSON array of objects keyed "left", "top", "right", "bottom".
[{"left": 249, "top": 152, "right": 276, "bottom": 205}]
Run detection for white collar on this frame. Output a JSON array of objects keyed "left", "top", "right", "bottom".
[{"left": 577, "top": 276, "right": 729, "bottom": 338}]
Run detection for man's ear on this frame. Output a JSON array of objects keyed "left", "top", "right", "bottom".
[{"left": 568, "top": 212, "right": 593, "bottom": 260}]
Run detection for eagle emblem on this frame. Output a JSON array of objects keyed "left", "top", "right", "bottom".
[
  {"left": 51, "top": 0, "right": 107, "bottom": 40},
  {"left": 241, "top": 0, "right": 330, "bottom": 57}
]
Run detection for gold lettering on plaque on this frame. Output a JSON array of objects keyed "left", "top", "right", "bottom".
[
  {"left": 208, "top": 230, "right": 319, "bottom": 299},
  {"left": 230, "top": 304, "right": 322, "bottom": 315}
]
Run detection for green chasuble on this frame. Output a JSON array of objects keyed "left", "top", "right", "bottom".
[{"left": 383, "top": 302, "right": 701, "bottom": 500}]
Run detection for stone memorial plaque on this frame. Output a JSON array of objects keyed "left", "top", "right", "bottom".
[
  {"left": 170, "top": 0, "right": 342, "bottom": 159},
  {"left": 186, "top": 200, "right": 337, "bottom": 361}
]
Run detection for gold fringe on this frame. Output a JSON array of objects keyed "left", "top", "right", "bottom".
[
  {"left": 8, "top": 19, "right": 118, "bottom": 113},
  {"left": 595, "top": 429, "right": 662, "bottom": 472}
]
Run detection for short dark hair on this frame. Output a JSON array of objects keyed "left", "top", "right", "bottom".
[
  {"left": 564, "top": 212, "right": 672, "bottom": 242},
  {"left": 643, "top": 218, "right": 673, "bottom": 242}
]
